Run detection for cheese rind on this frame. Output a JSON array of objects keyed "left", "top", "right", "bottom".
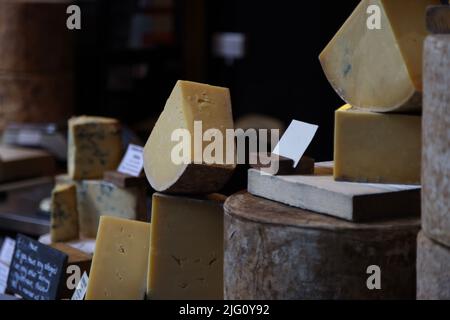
[
  {"left": 319, "top": 0, "right": 439, "bottom": 112},
  {"left": 147, "top": 193, "right": 224, "bottom": 300},
  {"left": 68, "top": 116, "right": 123, "bottom": 180},
  {"left": 50, "top": 184, "right": 79, "bottom": 243},
  {"left": 143, "top": 80, "right": 235, "bottom": 194},
  {"left": 334, "top": 105, "right": 421, "bottom": 184},
  {"left": 85, "top": 216, "right": 151, "bottom": 300}
]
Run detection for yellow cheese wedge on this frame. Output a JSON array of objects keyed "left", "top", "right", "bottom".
[
  {"left": 334, "top": 105, "right": 421, "bottom": 184},
  {"left": 68, "top": 116, "right": 123, "bottom": 180},
  {"left": 143, "top": 80, "right": 235, "bottom": 194},
  {"left": 50, "top": 184, "right": 79, "bottom": 243},
  {"left": 85, "top": 216, "right": 151, "bottom": 300},
  {"left": 320, "top": 0, "right": 439, "bottom": 113},
  {"left": 147, "top": 193, "right": 224, "bottom": 300}
]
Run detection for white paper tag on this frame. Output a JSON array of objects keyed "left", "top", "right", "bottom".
[
  {"left": 0, "top": 262, "right": 9, "bottom": 294},
  {"left": 71, "top": 272, "right": 89, "bottom": 300},
  {"left": 272, "top": 120, "right": 318, "bottom": 167},
  {"left": 117, "top": 144, "right": 144, "bottom": 177},
  {"left": 0, "top": 238, "right": 16, "bottom": 265}
]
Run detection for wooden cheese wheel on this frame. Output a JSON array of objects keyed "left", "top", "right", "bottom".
[
  {"left": 417, "top": 232, "right": 450, "bottom": 300},
  {"left": 422, "top": 35, "right": 450, "bottom": 247},
  {"left": 0, "top": 0, "right": 74, "bottom": 73},
  {"left": 224, "top": 192, "right": 420, "bottom": 300},
  {"left": 0, "top": 72, "right": 73, "bottom": 130}
]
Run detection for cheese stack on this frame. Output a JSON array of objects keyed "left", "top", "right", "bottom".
[
  {"left": 0, "top": 0, "right": 74, "bottom": 130},
  {"left": 86, "top": 80, "right": 234, "bottom": 300},
  {"left": 319, "top": 0, "right": 438, "bottom": 185},
  {"left": 51, "top": 116, "right": 147, "bottom": 240},
  {"left": 235, "top": 0, "right": 428, "bottom": 300},
  {"left": 143, "top": 80, "right": 235, "bottom": 300},
  {"left": 417, "top": 34, "right": 450, "bottom": 299}
]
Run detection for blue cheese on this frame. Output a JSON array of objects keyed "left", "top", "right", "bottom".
[
  {"left": 50, "top": 184, "right": 79, "bottom": 242},
  {"left": 77, "top": 181, "right": 147, "bottom": 238},
  {"left": 68, "top": 116, "right": 123, "bottom": 179},
  {"left": 55, "top": 175, "right": 147, "bottom": 238}
]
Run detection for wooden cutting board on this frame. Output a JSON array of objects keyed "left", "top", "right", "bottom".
[
  {"left": 0, "top": 146, "right": 55, "bottom": 182},
  {"left": 247, "top": 164, "right": 420, "bottom": 222}
]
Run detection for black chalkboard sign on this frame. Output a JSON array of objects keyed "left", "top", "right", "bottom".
[{"left": 6, "top": 235, "right": 68, "bottom": 300}]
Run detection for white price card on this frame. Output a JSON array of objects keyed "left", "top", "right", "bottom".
[
  {"left": 117, "top": 144, "right": 144, "bottom": 177},
  {"left": 0, "top": 237, "right": 15, "bottom": 265},
  {"left": 0, "top": 262, "right": 9, "bottom": 294},
  {"left": 273, "top": 120, "right": 318, "bottom": 167},
  {"left": 71, "top": 272, "right": 89, "bottom": 300}
]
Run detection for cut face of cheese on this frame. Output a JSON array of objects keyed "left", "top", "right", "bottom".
[
  {"left": 55, "top": 175, "right": 147, "bottom": 238},
  {"left": 68, "top": 116, "right": 123, "bottom": 180},
  {"left": 334, "top": 105, "right": 421, "bottom": 184},
  {"left": 143, "top": 80, "right": 235, "bottom": 194},
  {"left": 85, "top": 216, "right": 151, "bottom": 300},
  {"left": 147, "top": 193, "right": 224, "bottom": 300},
  {"left": 50, "top": 184, "right": 79, "bottom": 243},
  {"left": 77, "top": 180, "right": 147, "bottom": 238},
  {"left": 319, "top": 0, "right": 439, "bottom": 113}
]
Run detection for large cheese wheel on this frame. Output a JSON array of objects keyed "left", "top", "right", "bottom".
[
  {"left": 224, "top": 192, "right": 420, "bottom": 300},
  {"left": 422, "top": 35, "right": 450, "bottom": 248},
  {"left": 417, "top": 232, "right": 450, "bottom": 300}
]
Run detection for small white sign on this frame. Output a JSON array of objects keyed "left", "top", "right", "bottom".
[
  {"left": 273, "top": 120, "right": 318, "bottom": 167},
  {"left": 71, "top": 272, "right": 89, "bottom": 300},
  {"left": 0, "top": 238, "right": 15, "bottom": 265},
  {"left": 117, "top": 144, "right": 144, "bottom": 177},
  {"left": 0, "top": 262, "right": 9, "bottom": 294}
]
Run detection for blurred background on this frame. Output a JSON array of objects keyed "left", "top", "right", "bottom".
[
  {"left": 0, "top": 0, "right": 360, "bottom": 240},
  {"left": 1, "top": 0, "right": 360, "bottom": 162}
]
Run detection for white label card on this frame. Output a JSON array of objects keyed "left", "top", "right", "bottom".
[
  {"left": 117, "top": 144, "right": 144, "bottom": 177},
  {"left": 0, "top": 263, "right": 9, "bottom": 294},
  {"left": 71, "top": 272, "right": 89, "bottom": 300},
  {"left": 0, "top": 238, "right": 16, "bottom": 265},
  {"left": 272, "top": 120, "right": 318, "bottom": 167}
]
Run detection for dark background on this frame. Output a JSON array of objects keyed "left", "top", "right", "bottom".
[{"left": 75, "top": 0, "right": 360, "bottom": 161}]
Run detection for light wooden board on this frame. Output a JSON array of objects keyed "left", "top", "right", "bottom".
[{"left": 247, "top": 165, "right": 420, "bottom": 222}]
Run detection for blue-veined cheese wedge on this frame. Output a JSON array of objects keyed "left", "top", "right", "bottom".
[{"left": 320, "top": 0, "right": 440, "bottom": 113}]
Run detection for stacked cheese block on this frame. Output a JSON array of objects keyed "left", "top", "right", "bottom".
[
  {"left": 320, "top": 0, "right": 440, "bottom": 185},
  {"left": 85, "top": 80, "right": 235, "bottom": 300},
  {"left": 0, "top": 0, "right": 74, "bottom": 130},
  {"left": 417, "top": 33, "right": 450, "bottom": 299},
  {"left": 50, "top": 116, "right": 148, "bottom": 243},
  {"left": 228, "top": 0, "right": 432, "bottom": 300}
]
